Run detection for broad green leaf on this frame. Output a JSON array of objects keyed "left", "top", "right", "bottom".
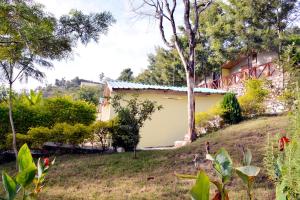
[
  {"left": 16, "top": 166, "right": 37, "bottom": 188},
  {"left": 276, "top": 182, "right": 287, "bottom": 200},
  {"left": 190, "top": 171, "right": 210, "bottom": 200},
  {"left": 243, "top": 148, "right": 252, "bottom": 166},
  {"left": 235, "top": 166, "right": 260, "bottom": 185},
  {"left": 213, "top": 148, "right": 233, "bottom": 183},
  {"left": 17, "top": 144, "right": 36, "bottom": 172},
  {"left": 2, "top": 172, "right": 17, "bottom": 200}
]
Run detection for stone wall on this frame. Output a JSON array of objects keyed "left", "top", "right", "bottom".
[{"left": 224, "top": 67, "right": 286, "bottom": 114}]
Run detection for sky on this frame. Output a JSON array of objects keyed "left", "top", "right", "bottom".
[{"left": 15, "top": 0, "right": 169, "bottom": 90}]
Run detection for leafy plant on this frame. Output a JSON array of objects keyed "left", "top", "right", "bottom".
[
  {"left": 208, "top": 148, "right": 232, "bottom": 200},
  {"left": 176, "top": 148, "right": 261, "bottom": 200},
  {"left": 238, "top": 79, "right": 269, "bottom": 117},
  {"left": 176, "top": 171, "right": 210, "bottom": 200},
  {"left": 264, "top": 88, "right": 300, "bottom": 199},
  {"left": 111, "top": 95, "right": 162, "bottom": 156},
  {"left": 220, "top": 93, "right": 242, "bottom": 124},
  {"left": 1, "top": 144, "right": 54, "bottom": 200},
  {"left": 195, "top": 103, "right": 225, "bottom": 135},
  {"left": 90, "top": 120, "right": 114, "bottom": 151},
  {"left": 236, "top": 148, "right": 260, "bottom": 200}
]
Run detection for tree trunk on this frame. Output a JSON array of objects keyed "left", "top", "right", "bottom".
[
  {"left": 8, "top": 83, "right": 18, "bottom": 165},
  {"left": 186, "top": 70, "right": 196, "bottom": 142}
]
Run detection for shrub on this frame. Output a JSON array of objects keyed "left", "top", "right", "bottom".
[
  {"left": 111, "top": 109, "right": 139, "bottom": 152},
  {"left": 44, "top": 97, "right": 96, "bottom": 125},
  {"left": 195, "top": 103, "right": 225, "bottom": 135},
  {"left": 67, "top": 123, "right": 91, "bottom": 145},
  {"left": 0, "top": 96, "right": 97, "bottom": 150},
  {"left": 27, "top": 127, "right": 52, "bottom": 148},
  {"left": 50, "top": 123, "right": 90, "bottom": 145},
  {"left": 90, "top": 120, "right": 114, "bottom": 151},
  {"left": 238, "top": 79, "right": 269, "bottom": 117},
  {"left": 5, "top": 133, "right": 33, "bottom": 149},
  {"left": 110, "top": 95, "right": 162, "bottom": 154},
  {"left": 221, "top": 93, "right": 242, "bottom": 124}
]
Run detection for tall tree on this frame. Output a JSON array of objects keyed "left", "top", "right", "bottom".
[
  {"left": 133, "top": 0, "right": 212, "bottom": 142},
  {"left": 117, "top": 68, "right": 134, "bottom": 82},
  {"left": 136, "top": 47, "right": 186, "bottom": 86},
  {"left": 0, "top": 0, "right": 115, "bottom": 159}
]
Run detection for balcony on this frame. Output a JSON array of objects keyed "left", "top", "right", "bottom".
[{"left": 199, "top": 62, "right": 277, "bottom": 89}]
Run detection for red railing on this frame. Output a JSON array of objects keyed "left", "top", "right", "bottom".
[{"left": 199, "top": 62, "right": 276, "bottom": 89}]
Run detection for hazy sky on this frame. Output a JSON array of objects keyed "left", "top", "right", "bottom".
[{"left": 15, "top": 0, "right": 168, "bottom": 90}]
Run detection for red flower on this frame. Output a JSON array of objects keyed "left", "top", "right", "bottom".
[
  {"left": 279, "top": 136, "right": 290, "bottom": 151},
  {"left": 43, "top": 158, "right": 49, "bottom": 166}
]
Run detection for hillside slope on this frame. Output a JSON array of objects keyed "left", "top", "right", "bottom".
[{"left": 0, "top": 115, "right": 288, "bottom": 200}]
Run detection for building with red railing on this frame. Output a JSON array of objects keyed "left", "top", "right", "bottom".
[
  {"left": 198, "top": 51, "right": 285, "bottom": 113},
  {"left": 199, "top": 51, "right": 283, "bottom": 93}
]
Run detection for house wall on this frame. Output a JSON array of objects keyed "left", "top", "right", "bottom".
[
  {"left": 229, "top": 51, "right": 277, "bottom": 74},
  {"left": 100, "top": 90, "right": 224, "bottom": 148},
  {"left": 256, "top": 51, "right": 277, "bottom": 66}
]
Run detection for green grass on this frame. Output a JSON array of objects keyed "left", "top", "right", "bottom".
[{"left": 0, "top": 115, "right": 288, "bottom": 200}]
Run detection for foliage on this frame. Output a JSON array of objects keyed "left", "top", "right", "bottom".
[
  {"left": 0, "top": 0, "right": 115, "bottom": 157},
  {"left": 117, "top": 68, "right": 134, "bottom": 82},
  {"left": 5, "top": 133, "right": 33, "bottom": 150},
  {"left": 176, "top": 171, "right": 210, "bottom": 200},
  {"left": 221, "top": 93, "right": 242, "bottom": 124},
  {"left": 27, "top": 127, "right": 51, "bottom": 149},
  {"left": 135, "top": 47, "right": 187, "bottom": 86},
  {"left": 21, "top": 90, "right": 43, "bottom": 106},
  {"left": 264, "top": 89, "right": 300, "bottom": 199},
  {"left": 238, "top": 79, "right": 269, "bottom": 117},
  {"left": 280, "top": 35, "right": 300, "bottom": 108},
  {"left": 43, "top": 97, "right": 96, "bottom": 125},
  {"left": 1, "top": 144, "right": 54, "bottom": 200},
  {"left": 236, "top": 148, "right": 260, "bottom": 200},
  {"left": 78, "top": 86, "right": 101, "bottom": 105},
  {"left": 110, "top": 95, "right": 162, "bottom": 152},
  {"left": 6, "top": 123, "right": 91, "bottom": 149},
  {"left": 195, "top": 103, "right": 225, "bottom": 135},
  {"left": 0, "top": 96, "right": 96, "bottom": 148},
  {"left": 177, "top": 148, "right": 261, "bottom": 200},
  {"left": 90, "top": 120, "right": 114, "bottom": 151}
]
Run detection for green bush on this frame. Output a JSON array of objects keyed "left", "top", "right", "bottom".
[
  {"left": 238, "top": 79, "right": 269, "bottom": 117},
  {"left": 195, "top": 103, "right": 225, "bottom": 135},
  {"left": 5, "top": 133, "right": 33, "bottom": 149},
  {"left": 27, "top": 127, "right": 52, "bottom": 148},
  {"left": 45, "top": 97, "right": 96, "bottom": 125},
  {"left": 67, "top": 123, "right": 91, "bottom": 145},
  {"left": 50, "top": 123, "right": 90, "bottom": 145},
  {"left": 110, "top": 95, "right": 161, "bottom": 153},
  {"left": 221, "top": 93, "right": 242, "bottom": 124},
  {"left": 7, "top": 123, "right": 91, "bottom": 149},
  {"left": 111, "top": 110, "right": 139, "bottom": 151},
  {"left": 0, "top": 96, "right": 97, "bottom": 149},
  {"left": 90, "top": 120, "right": 114, "bottom": 151}
]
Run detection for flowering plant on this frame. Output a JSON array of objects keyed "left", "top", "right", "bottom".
[{"left": 1, "top": 144, "right": 55, "bottom": 200}]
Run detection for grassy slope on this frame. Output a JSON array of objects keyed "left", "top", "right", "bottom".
[{"left": 0, "top": 115, "right": 288, "bottom": 200}]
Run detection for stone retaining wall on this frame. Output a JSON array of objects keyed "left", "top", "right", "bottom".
[{"left": 225, "top": 68, "right": 286, "bottom": 114}]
